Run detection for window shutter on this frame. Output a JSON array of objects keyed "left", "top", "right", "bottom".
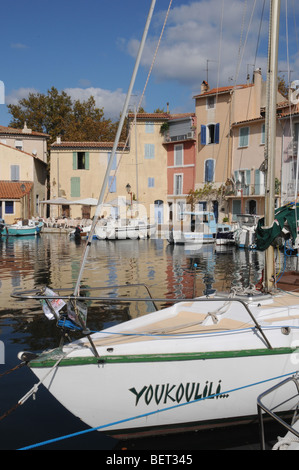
[
  {"left": 73, "top": 152, "right": 77, "bottom": 170},
  {"left": 108, "top": 175, "right": 116, "bottom": 193},
  {"left": 205, "top": 159, "right": 214, "bottom": 182},
  {"left": 255, "top": 169, "right": 260, "bottom": 195},
  {"left": 71, "top": 177, "right": 80, "bottom": 197},
  {"left": 85, "top": 152, "right": 89, "bottom": 170},
  {"left": 201, "top": 125, "right": 206, "bottom": 145},
  {"left": 215, "top": 123, "right": 220, "bottom": 144},
  {"left": 11, "top": 165, "right": 20, "bottom": 181},
  {"left": 145, "top": 144, "right": 155, "bottom": 159}
]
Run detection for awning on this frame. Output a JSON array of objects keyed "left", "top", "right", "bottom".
[{"left": 40, "top": 197, "right": 98, "bottom": 205}]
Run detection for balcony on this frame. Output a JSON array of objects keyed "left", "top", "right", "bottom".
[{"left": 163, "top": 130, "right": 195, "bottom": 143}]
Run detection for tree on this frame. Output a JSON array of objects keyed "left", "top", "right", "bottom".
[
  {"left": 277, "top": 75, "right": 289, "bottom": 99},
  {"left": 7, "top": 87, "right": 122, "bottom": 147},
  {"left": 186, "top": 184, "right": 226, "bottom": 210}
]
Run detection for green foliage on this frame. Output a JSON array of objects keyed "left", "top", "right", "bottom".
[
  {"left": 186, "top": 184, "right": 226, "bottom": 210},
  {"left": 7, "top": 87, "right": 123, "bottom": 146}
]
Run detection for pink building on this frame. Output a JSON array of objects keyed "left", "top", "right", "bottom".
[{"left": 162, "top": 113, "right": 196, "bottom": 218}]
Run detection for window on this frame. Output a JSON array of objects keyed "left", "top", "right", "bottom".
[
  {"left": 5, "top": 201, "right": 14, "bottom": 214},
  {"left": 174, "top": 174, "right": 183, "bottom": 195},
  {"left": 239, "top": 127, "right": 249, "bottom": 147},
  {"left": 144, "top": 143, "right": 155, "bottom": 159},
  {"left": 108, "top": 175, "right": 116, "bottom": 193},
  {"left": 254, "top": 169, "right": 265, "bottom": 195},
  {"left": 204, "top": 159, "right": 215, "bottom": 182},
  {"left": 108, "top": 152, "right": 117, "bottom": 170},
  {"left": 148, "top": 177, "right": 155, "bottom": 188},
  {"left": 145, "top": 122, "right": 154, "bottom": 133},
  {"left": 261, "top": 124, "right": 265, "bottom": 145},
  {"left": 70, "top": 177, "right": 80, "bottom": 197},
  {"left": 73, "top": 152, "right": 89, "bottom": 170},
  {"left": 200, "top": 124, "right": 220, "bottom": 145},
  {"left": 15, "top": 140, "right": 23, "bottom": 150},
  {"left": 206, "top": 96, "right": 215, "bottom": 109},
  {"left": 11, "top": 165, "right": 20, "bottom": 181},
  {"left": 234, "top": 169, "right": 251, "bottom": 195},
  {"left": 174, "top": 144, "right": 183, "bottom": 166}
]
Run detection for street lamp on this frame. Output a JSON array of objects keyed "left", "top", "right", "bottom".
[{"left": 126, "top": 183, "right": 133, "bottom": 218}]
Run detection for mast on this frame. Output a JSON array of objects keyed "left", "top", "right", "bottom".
[
  {"left": 73, "top": 0, "right": 156, "bottom": 297},
  {"left": 264, "top": 0, "right": 280, "bottom": 292}
]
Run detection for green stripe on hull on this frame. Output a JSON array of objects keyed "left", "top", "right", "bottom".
[{"left": 29, "top": 347, "right": 295, "bottom": 368}]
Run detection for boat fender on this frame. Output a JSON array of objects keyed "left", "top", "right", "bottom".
[{"left": 17, "top": 351, "right": 39, "bottom": 363}]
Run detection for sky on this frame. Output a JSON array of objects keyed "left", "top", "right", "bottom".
[{"left": 1, "top": 0, "right": 299, "bottom": 128}]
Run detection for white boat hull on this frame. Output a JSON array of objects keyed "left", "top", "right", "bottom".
[
  {"left": 169, "top": 230, "right": 215, "bottom": 245},
  {"left": 95, "top": 222, "right": 156, "bottom": 240},
  {"left": 27, "top": 293, "right": 299, "bottom": 438},
  {"left": 30, "top": 347, "right": 297, "bottom": 438}
]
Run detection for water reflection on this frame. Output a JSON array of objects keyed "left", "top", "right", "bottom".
[
  {"left": 0, "top": 235, "right": 298, "bottom": 450},
  {"left": 0, "top": 235, "right": 267, "bottom": 316}
]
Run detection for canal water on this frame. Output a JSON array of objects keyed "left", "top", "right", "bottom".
[{"left": 0, "top": 234, "right": 295, "bottom": 451}]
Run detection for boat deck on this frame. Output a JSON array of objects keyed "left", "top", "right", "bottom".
[{"left": 89, "top": 305, "right": 253, "bottom": 347}]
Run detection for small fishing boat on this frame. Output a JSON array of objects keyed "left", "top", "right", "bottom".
[
  {"left": 95, "top": 217, "right": 156, "bottom": 240},
  {"left": 0, "top": 218, "right": 5, "bottom": 235},
  {"left": 216, "top": 224, "right": 236, "bottom": 246},
  {"left": 168, "top": 211, "right": 217, "bottom": 245},
  {"left": 4, "top": 219, "right": 43, "bottom": 236}
]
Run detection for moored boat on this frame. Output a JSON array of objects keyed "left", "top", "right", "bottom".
[
  {"left": 4, "top": 219, "right": 43, "bottom": 236},
  {"left": 13, "top": 0, "right": 299, "bottom": 444},
  {"left": 168, "top": 211, "right": 217, "bottom": 245}
]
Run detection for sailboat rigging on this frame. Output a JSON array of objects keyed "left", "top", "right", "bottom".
[{"left": 12, "top": 0, "right": 299, "bottom": 440}]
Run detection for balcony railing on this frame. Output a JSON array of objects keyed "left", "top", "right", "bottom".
[{"left": 163, "top": 130, "right": 195, "bottom": 143}]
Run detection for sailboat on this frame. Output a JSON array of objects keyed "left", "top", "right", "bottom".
[{"left": 14, "top": 0, "right": 299, "bottom": 440}]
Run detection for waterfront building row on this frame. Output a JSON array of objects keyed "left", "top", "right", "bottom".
[{"left": 1, "top": 67, "right": 299, "bottom": 225}]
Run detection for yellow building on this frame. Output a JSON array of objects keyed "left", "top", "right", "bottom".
[
  {"left": 49, "top": 113, "right": 168, "bottom": 222},
  {"left": 0, "top": 143, "right": 47, "bottom": 224}
]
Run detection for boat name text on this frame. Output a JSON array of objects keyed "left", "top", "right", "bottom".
[{"left": 129, "top": 380, "right": 228, "bottom": 406}]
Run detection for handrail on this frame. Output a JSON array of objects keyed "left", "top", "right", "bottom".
[
  {"left": 11, "top": 288, "right": 273, "bottom": 349},
  {"left": 257, "top": 373, "right": 299, "bottom": 450}
]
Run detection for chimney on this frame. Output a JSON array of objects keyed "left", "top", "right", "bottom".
[
  {"left": 56, "top": 136, "right": 61, "bottom": 144},
  {"left": 22, "top": 121, "right": 32, "bottom": 134},
  {"left": 166, "top": 102, "right": 169, "bottom": 113},
  {"left": 201, "top": 81, "right": 209, "bottom": 93}
]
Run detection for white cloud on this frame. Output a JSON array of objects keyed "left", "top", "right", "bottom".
[
  {"left": 64, "top": 87, "right": 127, "bottom": 120},
  {"left": 6, "top": 87, "right": 39, "bottom": 105},
  {"left": 127, "top": 0, "right": 270, "bottom": 90},
  {"left": 10, "top": 43, "right": 28, "bottom": 49}
]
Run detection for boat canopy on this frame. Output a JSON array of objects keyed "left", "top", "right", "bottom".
[{"left": 256, "top": 203, "right": 299, "bottom": 251}]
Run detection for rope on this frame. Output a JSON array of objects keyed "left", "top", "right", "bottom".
[
  {"left": 104, "top": 0, "right": 173, "bottom": 203},
  {"left": 272, "top": 426, "right": 299, "bottom": 450},
  {"left": 18, "top": 369, "right": 298, "bottom": 450},
  {"left": 0, "top": 354, "right": 66, "bottom": 423}
]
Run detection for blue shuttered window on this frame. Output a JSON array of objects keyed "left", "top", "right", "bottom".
[
  {"left": 145, "top": 122, "right": 154, "bottom": 133},
  {"left": 108, "top": 152, "right": 117, "bottom": 170},
  {"left": 205, "top": 159, "right": 215, "bottom": 182},
  {"left": 201, "top": 125, "right": 206, "bottom": 145},
  {"left": 148, "top": 177, "right": 155, "bottom": 188},
  {"left": 108, "top": 175, "right": 116, "bottom": 193},
  {"left": 201, "top": 124, "right": 219, "bottom": 145},
  {"left": 5, "top": 201, "right": 14, "bottom": 214},
  {"left": 239, "top": 127, "right": 249, "bottom": 147},
  {"left": 144, "top": 144, "right": 155, "bottom": 159},
  {"left": 11, "top": 165, "right": 20, "bottom": 181}
]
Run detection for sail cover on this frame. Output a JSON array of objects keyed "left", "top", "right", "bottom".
[{"left": 256, "top": 203, "right": 299, "bottom": 251}]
